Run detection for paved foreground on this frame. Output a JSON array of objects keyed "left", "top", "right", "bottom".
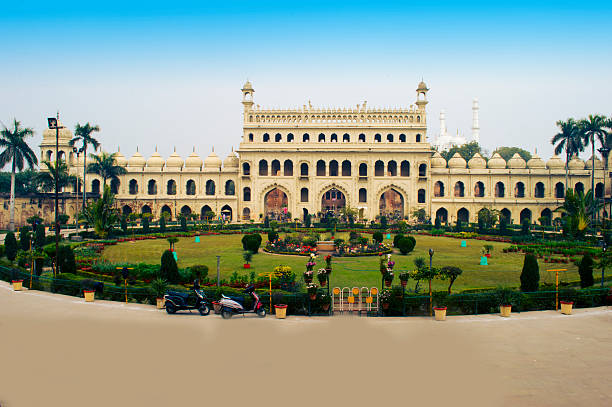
[{"left": 1, "top": 282, "right": 611, "bottom": 407}]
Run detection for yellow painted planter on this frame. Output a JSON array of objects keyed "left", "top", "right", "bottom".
[
  {"left": 156, "top": 298, "right": 165, "bottom": 309},
  {"left": 500, "top": 305, "right": 512, "bottom": 317},
  {"left": 12, "top": 280, "right": 23, "bottom": 291},
  {"left": 274, "top": 304, "right": 288, "bottom": 319},
  {"left": 434, "top": 307, "right": 447, "bottom": 321},
  {"left": 84, "top": 290, "right": 95, "bottom": 302},
  {"left": 560, "top": 301, "right": 573, "bottom": 315}
]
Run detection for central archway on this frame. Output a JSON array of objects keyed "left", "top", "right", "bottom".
[
  {"left": 264, "top": 187, "right": 289, "bottom": 220},
  {"left": 379, "top": 188, "right": 404, "bottom": 219},
  {"left": 321, "top": 188, "right": 346, "bottom": 216}
]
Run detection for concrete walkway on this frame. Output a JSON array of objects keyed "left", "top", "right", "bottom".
[{"left": 1, "top": 281, "right": 610, "bottom": 407}]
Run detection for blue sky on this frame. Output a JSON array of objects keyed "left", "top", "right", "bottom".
[{"left": 1, "top": 1, "right": 611, "bottom": 163}]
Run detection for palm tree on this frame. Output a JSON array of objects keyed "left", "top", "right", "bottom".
[
  {"left": 37, "top": 160, "right": 77, "bottom": 192},
  {"left": 70, "top": 122, "right": 100, "bottom": 205},
  {"left": 579, "top": 115, "right": 608, "bottom": 197},
  {"left": 551, "top": 118, "right": 583, "bottom": 191},
  {"left": 80, "top": 185, "right": 119, "bottom": 238},
  {"left": 0, "top": 119, "right": 38, "bottom": 231},
  {"left": 555, "top": 188, "right": 602, "bottom": 238},
  {"left": 86, "top": 151, "right": 127, "bottom": 186}
]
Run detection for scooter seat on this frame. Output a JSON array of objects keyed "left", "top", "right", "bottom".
[{"left": 167, "top": 291, "right": 189, "bottom": 300}]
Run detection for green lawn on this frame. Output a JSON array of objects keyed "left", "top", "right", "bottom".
[{"left": 101, "top": 233, "right": 610, "bottom": 292}]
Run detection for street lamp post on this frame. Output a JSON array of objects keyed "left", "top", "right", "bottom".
[
  {"left": 47, "top": 114, "right": 62, "bottom": 277},
  {"left": 72, "top": 146, "right": 84, "bottom": 232},
  {"left": 601, "top": 240, "right": 607, "bottom": 288},
  {"left": 428, "top": 248, "right": 434, "bottom": 317},
  {"left": 598, "top": 146, "right": 610, "bottom": 219}
]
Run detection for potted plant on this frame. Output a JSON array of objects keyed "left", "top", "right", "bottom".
[
  {"left": 167, "top": 236, "right": 179, "bottom": 250},
  {"left": 560, "top": 300, "right": 574, "bottom": 315},
  {"left": 383, "top": 271, "right": 394, "bottom": 287},
  {"left": 496, "top": 287, "right": 515, "bottom": 317},
  {"left": 81, "top": 278, "right": 96, "bottom": 302},
  {"left": 151, "top": 277, "right": 168, "bottom": 309},
  {"left": 243, "top": 250, "right": 253, "bottom": 269},
  {"left": 399, "top": 272, "right": 410, "bottom": 288},
  {"left": 273, "top": 292, "right": 287, "bottom": 319},
  {"left": 324, "top": 254, "right": 332, "bottom": 273},
  {"left": 320, "top": 293, "right": 331, "bottom": 312},
  {"left": 483, "top": 244, "right": 494, "bottom": 258},
  {"left": 303, "top": 270, "right": 314, "bottom": 284},
  {"left": 317, "top": 268, "right": 328, "bottom": 287},
  {"left": 307, "top": 283, "right": 318, "bottom": 300},
  {"left": 380, "top": 289, "right": 392, "bottom": 310},
  {"left": 433, "top": 296, "right": 448, "bottom": 321}
]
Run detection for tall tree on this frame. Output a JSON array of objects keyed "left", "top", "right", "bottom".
[
  {"left": 492, "top": 147, "right": 532, "bottom": 162},
  {"left": 80, "top": 184, "right": 119, "bottom": 238},
  {"left": 439, "top": 141, "right": 483, "bottom": 161},
  {"left": 70, "top": 123, "right": 100, "bottom": 205},
  {"left": 551, "top": 118, "right": 583, "bottom": 191},
  {"left": 0, "top": 119, "right": 38, "bottom": 231},
  {"left": 554, "top": 188, "right": 602, "bottom": 238},
  {"left": 579, "top": 114, "right": 607, "bottom": 203},
  {"left": 86, "top": 151, "right": 126, "bottom": 186},
  {"left": 37, "top": 160, "right": 77, "bottom": 192}
]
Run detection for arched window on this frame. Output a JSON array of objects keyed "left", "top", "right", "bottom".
[
  {"left": 242, "top": 162, "right": 250, "bottom": 175},
  {"left": 418, "top": 163, "right": 427, "bottom": 177},
  {"left": 400, "top": 161, "right": 410, "bottom": 177},
  {"left": 303, "top": 133, "right": 310, "bottom": 142},
  {"left": 535, "top": 182, "right": 545, "bottom": 198},
  {"left": 242, "top": 207, "right": 251, "bottom": 221},
  {"left": 46, "top": 150, "right": 52, "bottom": 161},
  {"left": 318, "top": 133, "right": 325, "bottom": 142},
  {"left": 91, "top": 179, "right": 100, "bottom": 195},
  {"left": 358, "top": 134, "right": 365, "bottom": 142},
  {"left": 271, "top": 160, "right": 281, "bottom": 176},
  {"left": 300, "top": 187, "right": 309, "bottom": 202},
  {"left": 418, "top": 189, "right": 426, "bottom": 203},
  {"left": 248, "top": 133, "right": 253, "bottom": 142},
  {"left": 520, "top": 208, "right": 532, "bottom": 224},
  {"left": 495, "top": 182, "right": 505, "bottom": 198},
  {"left": 263, "top": 133, "right": 270, "bottom": 142},
  {"left": 330, "top": 133, "right": 338, "bottom": 142},
  {"left": 283, "top": 160, "right": 293, "bottom": 176},
  {"left": 141, "top": 205, "right": 152, "bottom": 216},
  {"left": 167, "top": 180, "right": 176, "bottom": 195},
  {"left": 500, "top": 208, "right": 511, "bottom": 224},
  {"left": 374, "top": 134, "right": 381, "bottom": 142},
  {"left": 454, "top": 181, "right": 465, "bottom": 197},
  {"left": 555, "top": 182, "right": 564, "bottom": 198},
  {"left": 359, "top": 163, "right": 367, "bottom": 177},
  {"left": 225, "top": 180, "right": 235, "bottom": 196},
  {"left": 300, "top": 163, "right": 309, "bottom": 176},
  {"left": 387, "top": 161, "right": 397, "bottom": 176},
  {"left": 434, "top": 181, "right": 444, "bottom": 197},
  {"left": 259, "top": 160, "right": 268, "bottom": 176},
  {"left": 416, "top": 134, "right": 422, "bottom": 142},
  {"left": 457, "top": 208, "right": 469, "bottom": 223},
  {"left": 387, "top": 134, "right": 393, "bottom": 142},
  {"left": 436, "top": 208, "right": 448, "bottom": 223},
  {"left": 515, "top": 182, "right": 525, "bottom": 198},
  {"left": 181, "top": 205, "right": 192, "bottom": 217},
  {"left": 122, "top": 205, "right": 132, "bottom": 216},
  {"left": 540, "top": 209, "right": 552, "bottom": 226},
  {"left": 186, "top": 179, "right": 196, "bottom": 195},
  {"left": 129, "top": 179, "right": 138, "bottom": 195},
  {"left": 275, "top": 133, "right": 282, "bottom": 142},
  {"left": 243, "top": 187, "right": 251, "bottom": 201},
  {"left": 575, "top": 182, "right": 584, "bottom": 195},
  {"left": 329, "top": 160, "right": 339, "bottom": 176},
  {"left": 399, "top": 134, "right": 406, "bottom": 142},
  {"left": 595, "top": 182, "right": 604, "bottom": 198},
  {"left": 375, "top": 160, "right": 384, "bottom": 176},
  {"left": 359, "top": 188, "right": 367, "bottom": 202},
  {"left": 110, "top": 178, "right": 120, "bottom": 194},
  {"left": 343, "top": 133, "right": 350, "bottom": 142},
  {"left": 205, "top": 180, "right": 215, "bottom": 196},
  {"left": 316, "top": 160, "right": 326, "bottom": 176},
  {"left": 474, "top": 181, "right": 485, "bottom": 197},
  {"left": 341, "top": 160, "right": 351, "bottom": 176},
  {"left": 147, "top": 179, "right": 157, "bottom": 195},
  {"left": 287, "top": 133, "right": 294, "bottom": 142}
]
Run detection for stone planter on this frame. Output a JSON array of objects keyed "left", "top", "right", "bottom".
[
  {"left": 500, "top": 305, "right": 512, "bottom": 317},
  {"left": 274, "top": 304, "right": 288, "bottom": 319},
  {"left": 12, "top": 280, "right": 23, "bottom": 291},
  {"left": 560, "top": 301, "right": 573, "bottom": 315},
  {"left": 84, "top": 290, "right": 95, "bottom": 302},
  {"left": 434, "top": 307, "right": 447, "bottom": 321},
  {"left": 156, "top": 298, "right": 165, "bottom": 309}
]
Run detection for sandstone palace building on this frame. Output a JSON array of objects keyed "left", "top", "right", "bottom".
[{"left": 10, "top": 80, "right": 605, "bottom": 229}]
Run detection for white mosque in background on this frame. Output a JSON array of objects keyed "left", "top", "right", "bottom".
[{"left": 434, "top": 98, "right": 480, "bottom": 150}]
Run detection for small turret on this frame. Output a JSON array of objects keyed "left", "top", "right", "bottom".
[
  {"left": 416, "top": 80, "right": 428, "bottom": 109},
  {"left": 242, "top": 80, "right": 254, "bottom": 111}
]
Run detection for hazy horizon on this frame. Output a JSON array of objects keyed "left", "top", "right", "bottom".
[{"left": 1, "top": 1, "right": 611, "bottom": 166}]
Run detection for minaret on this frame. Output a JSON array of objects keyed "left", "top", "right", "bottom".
[
  {"left": 472, "top": 98, "right": 480, "bottom": 142},
  {"left": 440, "top": 109, "right": 447, "bottom": 138}
]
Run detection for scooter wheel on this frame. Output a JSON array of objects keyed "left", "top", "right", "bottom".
[
  {"left": 165, "top": 302, "right": 177, "bottom": 314},
  {"left": 256, "top": 308, "right": 266, "bottom": 318},
  {"left": 221, "top": 310, "right": 233, "bottom": 319},
  {"left": 199, "top": 304, "right": 210, "bottom": 316}
]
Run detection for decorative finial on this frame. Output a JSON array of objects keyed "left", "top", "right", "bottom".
[
  {"left": 193, "top": 146, "right": 195, "bottom": 152},
  {"left": 173, "top": 146, "right": 176, "bottom": 152},
  {"left": 136, "top": 146, "right": 139, "bottom": 152},
  {"left": 155, "top": 145, "right": 158, "bottom": 152}
]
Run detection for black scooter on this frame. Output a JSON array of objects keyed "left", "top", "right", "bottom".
[{"left": 164, "top": 281, "right": 210, "bottom": 315}]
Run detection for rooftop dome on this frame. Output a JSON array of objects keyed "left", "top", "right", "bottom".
[
  {"left": 165, "top": 150, "right": 184, "bottom": 169},
  {"left": 568, "top": 156, "right": 585, "bottom": 170},
  {"left": 507, "top": 153, "right": 526, "bottom": 169},
  {"left": 527, "top": 153, "right": 546, "bottom": 169},
  {"left": 417, "top": 81, "right": 428, "bottom": 91},
  {"left": 242, "top": 80, "right": 253, "bottom": 91},
  {"left": 146, "top": 149, "right": 164, "bottom": 168},
  {"left": 487, "top": 152, "right": 506, "bottom": 169},
  {"left": 185, "top": 149, "right": 203, "bottom": 169},
  {"left": 223, "top": 150, "right": 239, "bottom": 168},
  {"left": 546, "top": 155, "right": 565, "bottom": 169},
  {"left": 127, "top": 151, "right": 146, "bottom": 168},
  {"left": 468, "top": 152, "right": 486, "bottom": 169},
  {"left": 430, "top": 151, "right": 447, "bottom": 168},
  {"left": 113, "top": 150, "right": 127, "bottom": 167},
  {"left": 204, "top": 151, "right": 222, "bottom": 169},
  {"left": 448, "top": 152, "right": 467, "bottom": 169},
  {"left": 585, "top": 156, "right": 603, "bottom": 169}
]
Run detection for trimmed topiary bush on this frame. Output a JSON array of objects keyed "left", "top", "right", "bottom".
[
  {"left": 180, "top": 216, "right": 187, "bottom": 231},
  {"left": 57, "top": 245, "right": 76, "bottom": 274},
  {"left": 160, "top": 250, "right": 180, "bottom": 283},
  {"left": 19, "top": 226, "right": 31, "bottom": 251},
  {"left": 578, "top": 252, "right": 594, "bottom": 288},
  {"left": 520, "top": 254, "right": 540, "bottom": 292},
  {"left": 121, "top": 216, "right": 128, "bottom": 233},
  {"left": 35, "top": 224, "right": 46, "bottom": 248},
  {"left": 268, "top": 230, "right": 279, "bottom": 242},
  {"left": 142, "top": 217, "right": 150, "bottom": 233},
  {"left": 4, "top": 232, "right": 17, "bottom": 261},
  {"left": 393, "top": 234, "right": 404, "bottom": 247},
  {"left": 372, "top": 231, "right": 383, "bottom": 244},
  {"left": 398, "top": 236, "right": 416, "bottom": 255},
  {"left": 159, "top": 216, "right": 166, "bottom": 233},
  {"left": 242, "top": 234, "right": 263, "bottom": 253}
]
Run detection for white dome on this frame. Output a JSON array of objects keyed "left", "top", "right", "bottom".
[
  {"left": 146, "top": 150, "right": 164, "bottom": 168},
  {"left": 430, "top": 151, "right": 447, "bottom": 168},
  {"left": 448, "top": 152, "right": 466, "bottom": 169},
  {"left": 468, "top": 152, "right": 486, "bottom": 169},
  {"left": 204, "top": 151, "right": 222, "bottom": 169},
  {"left": 487, "top": 152, "right": 506, "bottom": 169},
  {"left": 568, "top": 156, "right": 585, "bottom": 170},
  {"left": 585, "top": 156, "right": 603, "bottom": 169},
  {"left": 527, "top": 153, "right": 546, "bottom": 169},
  {"left": 128, "top": 151, "right": 146, "bottom": 168},
  {"left": 223, "top": 151, "right": 239, "bottom": 168},
  {"left": 507, "top": 153, "right": 526, "bottom": 169},
  {"left": 546, "top": 155, "right": 565, "bottom": 169},
  {"left": 113, "top": 151, "right": 127, "bottom": 167},
  {"left": 185, "top": 150, "right": 203, "bottom": 169},
  {"left": 165, "top": 151, "right": 184, "bottom": 169}
]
